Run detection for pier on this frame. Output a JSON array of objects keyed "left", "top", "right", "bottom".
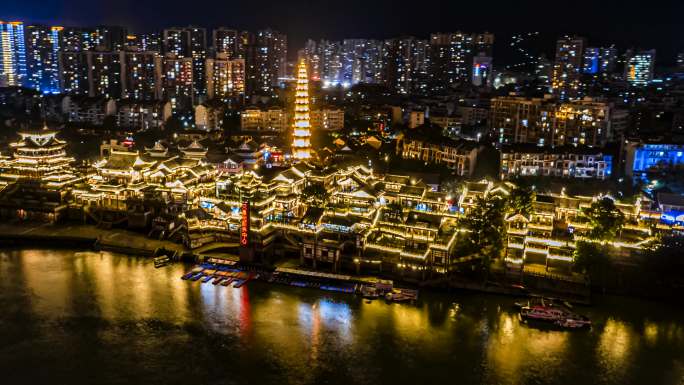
[{"left": 180, "top": 261, "right": 419, "bottom": 302}]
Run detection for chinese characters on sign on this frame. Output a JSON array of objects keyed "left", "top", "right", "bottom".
[{"left": 240, "top": 201, "right": 250, "bottom": 247}]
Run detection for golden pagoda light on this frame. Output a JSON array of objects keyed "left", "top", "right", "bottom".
[{"left": 292, "top": 59, "right": 313, "bottom": 160}]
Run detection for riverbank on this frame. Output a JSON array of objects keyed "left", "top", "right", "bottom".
[
  {"left": 0, "top": 222, "right": 591, "bottom": 303},
  {"left": 0, "top": 222, "right": 187, "bottom": 256}
]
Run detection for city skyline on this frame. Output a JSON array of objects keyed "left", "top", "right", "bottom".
[{"left": 3, "top": 0, "right": 684, "bottom": 65}]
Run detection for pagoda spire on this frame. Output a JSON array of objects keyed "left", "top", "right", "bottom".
[{"left": 292, "top": 59, "right": 313, "bottom": 160}]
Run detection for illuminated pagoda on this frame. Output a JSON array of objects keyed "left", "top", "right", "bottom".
[
  {"left": 292, "top": 59, "right": 313, "bottom": 160},
  {"left": 1, "top": 124, "right": 80, "bottom": 188},
  {"left": 0, "top": 124, "right": 81, "bottom": 222}
]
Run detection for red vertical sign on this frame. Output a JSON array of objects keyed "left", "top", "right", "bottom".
[{"left": 240, "top": 201, "right": 250, "bottom": 247}]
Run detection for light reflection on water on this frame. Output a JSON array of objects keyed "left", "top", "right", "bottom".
[{"left": 1, "top": 249, "right": 684, "bottom": 385}]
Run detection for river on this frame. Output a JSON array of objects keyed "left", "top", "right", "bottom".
[{"left": 1, "top": 249, "right": 683, "bottom": 385}]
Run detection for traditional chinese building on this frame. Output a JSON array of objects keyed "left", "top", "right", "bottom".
[{"left": 0, "top": 124, "right": 82, "bottom": 221}]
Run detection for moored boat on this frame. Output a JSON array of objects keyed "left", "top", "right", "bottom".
[
  {"left": 360, "top": 285, "right": 379, "bottom": 299},
  {"left": 181, "top": 271, "right": 195, "bottom": 280},
  {"left": 555, "top": 315, "right": 592, "bottom": 329},
  {"left": 385, "top": 288, "right": 419, "bottom": 303},
  {"left": 154, "top": 255, "right": 170, "bottom": 268},
  {"left": 519, "top": 298, "right": 591, "bottom": 330},
  {"left": 520, "top": 304, "right": 566, "bottom": 322}
]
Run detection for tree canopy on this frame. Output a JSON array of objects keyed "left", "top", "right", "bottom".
[
  {"left": 508, "top": 186, "right": 535, "bottom": 217},
  {"left": 302, "top": 183, "right": 329, "bottom": 207},
  {"left": 461, "top": 195, "right": 506, "bottom": 257},
  {"left": 582, "top": 197, "right": 625, "bottom": 241}
]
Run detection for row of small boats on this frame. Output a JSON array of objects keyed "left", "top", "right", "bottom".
[{"left": 181, "top": 268, "right": 256, "bottom": 289}]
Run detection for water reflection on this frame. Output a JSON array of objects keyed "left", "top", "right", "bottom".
[
  {"left": 485, "top": 312, "right": 570, "bottom": 384},
  {"left": 2, "top": 249, "right": 684, "bottom": 385},
  {"left": 598, "top": 318, "right": 636, "bottom": 380}
]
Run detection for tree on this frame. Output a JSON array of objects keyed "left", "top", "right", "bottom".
[
  {"left": 582, "top": 197, "right": 625, "bottom": 241},
  {"left": 440, "top": 179, "right": 464, "bottom": 199},
  {"left": 573, "top": 241, "right": 612, "bottom": 289},
  {"left": 508, "top": 186, "right": 535, "bottom": 217},
  {"left": 302, "top": 183, "right": 328, "bottom": 207},
  {"left": 461, "top": 195, "right": 507, "bottom": 279}
]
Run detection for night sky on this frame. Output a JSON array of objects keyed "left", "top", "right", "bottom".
[{"left": 3, "top": 0, "right": 684, "bottom": 65}]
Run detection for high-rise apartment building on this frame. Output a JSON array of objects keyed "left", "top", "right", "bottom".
[
  {"left": 300, "top": 39, "right": 321, "bottom": 81},
  {"left": 88, "top": 51, "right": 124, "bottom": 99},
  {"left": 123, "top": 51, "right": 162, "bottom": 100},
  {"left": 92, "top": 26, "right": 127, "bottom": 51},
  {"left": 62, "top": 27, "right": 95, "bottom": 52},
  {"left": 213, "top": 28, "right": 239, "bottom": 58},
  {"left": 140, "top": 33, "right": 162, "bottom": 53},
  {"left": 58, "top": 50, "right": 89, "bottom": 95},
  {"left": 61, "top": 49, "right": 162, "bottom": 101},
  {"left": 60, "top": 25, "right": 125, "bottom": 53},
  {"left": 320, "top": 40, "right": 342, "bottom": 86},
  {"left": 624, "top": 49, "right": 656, "bottom": 86},
  {"left": 0, "top": 21, "right": 28, "bottom": 87},
  {"left": 428, "top": 32, "right": 493, "bottom": 92},
  {"left": 491, "top": 96, "right": 551, "bottom": 145},
  {"left": 491, "top": 95, "right": 617, "bottom": 147},
  {"left": 206, "top": 54, "right": 245, "bottom": 101},
  {"left": 551, "top": 36, "right": 585, "bottom": 100},
  {"left": 245, "top": 29, "right": 287, "bottom": 95},
  {"left": 163, "top": 28, "right": 189, "bottom": 57},
  {"left": 163, "top": 26, "right": 207, "bottom": 103},
  {"left": 582, "top": 47, "right": 617, "bottom": 76},
  {"left": 162, "top": 56, "right": 194, "bottom": 112},
  {"left": 300, "top": 37, "right": 425, "bottom": 91},
  {"left": 382, "top": 37, "right": 430, "bottom": 94},
  {"left": 235, "top": 31, "right": 251, "bottom": 60},
  {"left": 25, "top": 25, "right": 63, "bottom": 93},
  {"left": 472, "top": 53, "right": 492, "bottom": 87},
  {"left": 125, "top": 32, "right": 162, "bottom": 53},
  {"left": 186, "top": 26, "right": 207, "bottom": 102}
]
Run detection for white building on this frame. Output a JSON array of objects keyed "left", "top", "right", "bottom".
[
  {"left": 61, "top": 96, "right": 116, "bottom": 125},
  {"left": 500, "top": 145, "right": 613, "bottom": 180},
  {"left": 116, "top": 100, "right": 172, "bottom": 130},
  {"left": 195, "top": 102, "right": 226, "bottom": 131}
]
